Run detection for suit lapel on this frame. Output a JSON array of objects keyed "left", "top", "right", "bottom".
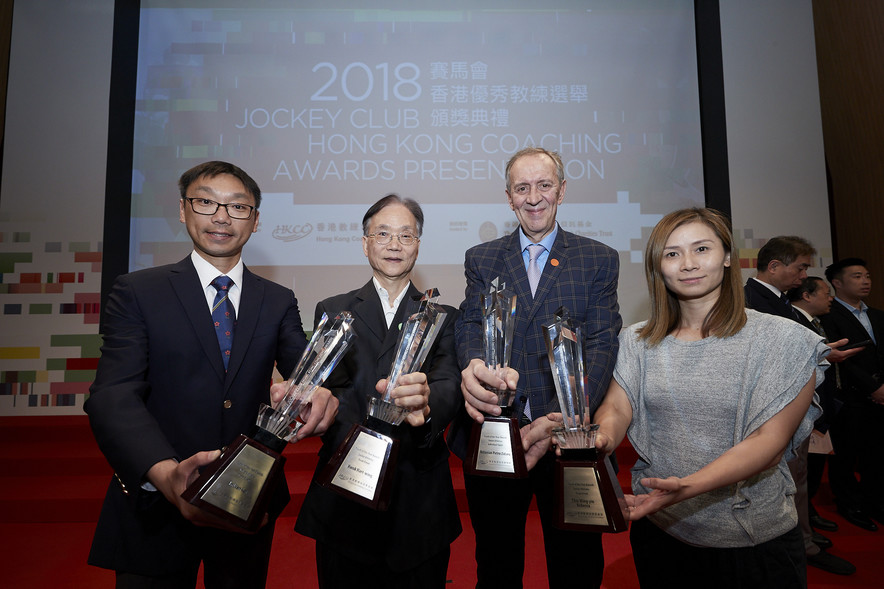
[
  {"left": 379, "top": 283, "right": 423, "bottom": 364},
  {"left": 225, "top": 267, "right": 262, "bottom": 391},
  {"left": 749, "top": 279, "right": 792, "bottom": 318},
  {"left": 169, "top": 257, "right": 226, "bottom": 382},
  {"left": 352, "top": 280, "right": 387, "bottom": 345},
  {"left": 502, "top": 230, "right": 532, "bottom": 311}
]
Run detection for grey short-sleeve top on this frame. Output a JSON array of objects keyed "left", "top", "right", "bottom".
[{"left": 614, "top": 309, "right": 827, "bottom": 547}]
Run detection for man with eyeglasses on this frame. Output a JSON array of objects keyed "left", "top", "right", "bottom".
[
  {"left": 448, "top": 147, "right": 622, "bottom": 588},
  {"left": 295, "top": 194, "right": 462, "bottom": 588},
  {"left": 86, "top": 161, "right": 338, "bottom": 588}
]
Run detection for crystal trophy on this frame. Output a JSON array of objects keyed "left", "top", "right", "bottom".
[
  {"left": 544, "top": 307, "right": 628, "bottom": 533},
  {"left": 464, "top": 279, "right": 528, "bottom": 478},
  {"left": 318, "top": 289, "right": 447, "bottom": 510},
  {"left": 181, "top": 312, "right": 356, "bottom": 531}
]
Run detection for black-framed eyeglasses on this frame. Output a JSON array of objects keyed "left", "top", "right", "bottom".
[
  {"left": 183, "top": 197, "right": 255, "bottom": 220},
  {"left": 365, "top": 231, "right": 419, "bottom": 246}
]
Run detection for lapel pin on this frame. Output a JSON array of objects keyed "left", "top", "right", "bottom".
[{"left": 551, "top": 258, "right": 560, "bottom": 267}]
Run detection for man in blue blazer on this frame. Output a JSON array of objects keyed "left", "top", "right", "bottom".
[
  {"left": 295, "top": 195, "right": 462, "bottom": 588},
  {"left": 86, "top": 161, "right": 337, "bottom": 588},
  {"left": 450, "top": 147, "right": 621, "bottom": 588}
]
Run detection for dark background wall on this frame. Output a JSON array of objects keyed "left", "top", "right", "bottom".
[{"left": 813, "top": 0, "right": 884, "bottom": 308}]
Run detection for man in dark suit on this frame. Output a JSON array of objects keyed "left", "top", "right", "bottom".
[
  {"left": 295, "top": 195, "right": 462, "bottom": 588},
  {"left": 820, "top": 258, "right": 884, "bottom": 531},
  {"left": 86, "top": 161, "right": 337, "bottom": 588},
  {"left": 787, "top": 277, "right": 857, "bottom": 575},
  {"left": 745, "top": 236, "right": 858, "bottom": 575},
  {"left": 744, "top": 235, "right": 815, "bottom": 319},
  {"left": 450, "top": 147, "right": 621, "bottom": 588}
]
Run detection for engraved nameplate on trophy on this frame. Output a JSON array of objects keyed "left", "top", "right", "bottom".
[
  {"left": 319, "top": 289, "right": 446, "bottom": 510},
  {"left": 464, "top": 279, "right": 528, "bottom": 478},
  {"left": 182, "top": 312, "right": 356, "bottom": 531},
  {"left": 544, "top": 308, "right": 628, "bottom": 533}
]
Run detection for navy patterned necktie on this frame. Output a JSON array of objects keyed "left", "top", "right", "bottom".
[{"left": 211, "top": 276, "right": 236, "bottom": 370}]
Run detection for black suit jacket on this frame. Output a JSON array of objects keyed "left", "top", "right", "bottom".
[
  {"left": 819, "top": 301, "right": 884, "bottom": 406},
  {"left": 448, "top": 227, "right": 621, "bottom": 457},
  {"left": 85, "top": 256, "right": 307, "bottom": 574},
  {"left": 744, "top": 277, "right": 794, "bottom": 319},
  {"left": 792, "top": 309, "right": 842, "bottom": 430},
  {"left": 294, "top": 280, "right": 462, "bottom": 570}
]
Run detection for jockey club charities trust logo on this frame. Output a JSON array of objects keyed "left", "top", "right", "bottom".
[
  {"left": 479, "top": 221, "right": 498, "bottom": 243},
  {"left": 271, "top": 223, "right": 313, "bottom": 242}
]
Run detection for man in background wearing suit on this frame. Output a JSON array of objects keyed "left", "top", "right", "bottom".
[
  {"left": 745, "top": 236, "right": 858, "bottom": 575},
  {"left": 86, "top": 161, "right": 337, "bottom": 588},
  {"left": 744, "top": 235, "right": 815, "bottom": 318},
  {"left": 295, "top": 195, "right": 462, "bottom": 588},
  {"left": 787, "top": 277, "right": 857, "bottom": 575},
  {"left": 820, "top": 258, "right": 884, "bottom": 532},
  {"left": 451, "top": 147, "right": 621, "bottom": 588}
]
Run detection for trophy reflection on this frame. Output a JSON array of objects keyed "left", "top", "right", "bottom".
[
  {"left": 464, "top": 278, "right": 528, "bottom": 478},
  {"left": 544, "top": 307, "right": 628, "bottom": 533},
  {"left": 319, "top": 289, "right": 447, "bottom": 510},
  {"left": 182, "top": 312, "right": 356, "bottom": 532}
]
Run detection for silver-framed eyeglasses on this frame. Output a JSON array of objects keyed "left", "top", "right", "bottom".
[
  {"left": 365, "top": 231, "right": 419, "bottom": 246},
  {"left": 184, "top": 197, "right": 255, "bottom": 220}
]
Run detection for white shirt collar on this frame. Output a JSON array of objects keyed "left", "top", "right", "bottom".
[
  {"left": 372, "top": 276, "right": 410, "bottom": 328},
  {"left": 751, "top": 276, "right": 784, "bottom": 298},
  {"left": 793, "top": 305, "right": 815, "bottom": 323},
  {"left": 518, "top": 223, "right": 558, "bottom": 253},
  {"left": 191, "top": 251, "right": 244, "bottom": 290},
  {"left": 191, "top": 251, "right": 244, "bottom": 314}
]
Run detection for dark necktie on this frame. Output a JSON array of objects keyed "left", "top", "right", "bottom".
[
  {"left": 781, "top": 293, "right": 800, "bottom": 320},
  {"left": 811, "top": 317, "right": 825, "bottom": 338},
  {"left": 211, "top": 276, "right": 236, "bottom": 370}
]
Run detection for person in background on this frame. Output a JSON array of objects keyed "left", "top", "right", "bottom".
[
  {"left": 820, "top": 258, "right": 884, "bottom": 532},
  {"left": 787, "top": 276, "right": 856, "bottom": 575},
  {"left": 746, "top": 237, "right": 854, "bottom": 576}
]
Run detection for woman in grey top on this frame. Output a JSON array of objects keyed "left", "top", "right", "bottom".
[{"left": 594, "top": 208, "right": 827, "bottom": 588}]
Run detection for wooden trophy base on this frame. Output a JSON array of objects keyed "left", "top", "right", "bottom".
[
  {"left": 463, "top": 408, "right": 528, "bottom": 479},
  {"left": 554, "top": 448, "right": 628, "bottom": 533},
  {"left": 181, "top": 431, "right": 287, "bottom": 532},
  {"left": 317, "top": 417, "right": 400, "bottom": 511}
]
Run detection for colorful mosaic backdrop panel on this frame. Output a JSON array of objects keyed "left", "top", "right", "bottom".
[{"left": 0, "top": 231, "right": 102, "bottom": 414}]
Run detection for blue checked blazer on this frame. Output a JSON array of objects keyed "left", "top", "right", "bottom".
[{"left": 449, "top": 227, "right": 621, "bottom": 454}]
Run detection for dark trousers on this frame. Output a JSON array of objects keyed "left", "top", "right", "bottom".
[
  {"left": 629, "top": 517, "right": 806, "bottom": 589},
  {"left": 828, "top": 402, "right": 884, "bottom": 511},
  {"left": 807, "top": 452, "right": 828, "bottom": 500},
  {"left": 464, "top": 452, "right": 604, "bottom": 589},
  {"left": 315, "top": 540, "right": 450, "bottom": 589},
  {"left": 115, "top": 519, "right": 276, "bottom": 589}
]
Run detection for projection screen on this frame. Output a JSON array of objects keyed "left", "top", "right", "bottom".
[{"left": 127, "top": 0, "right": 705, "bottom": 325}]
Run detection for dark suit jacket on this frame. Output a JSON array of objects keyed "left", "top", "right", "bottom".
[
  {"left": 792, "top": 309, "right": 842, "bottom": 431},
  {"left": 819, "top": 300, "right": 884, "bottom": 406},
  {"left": 85, "top": 256, "right": 307, "bottom": 574},
  {"left": 448, "top": 227, "right": 621, "bottom": 457},
  {"left": 744, "top": 278, "right": 794, "bottom": 319},
  {"left": 294, "top": 280, "right": 462, "bottom": 570}
]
